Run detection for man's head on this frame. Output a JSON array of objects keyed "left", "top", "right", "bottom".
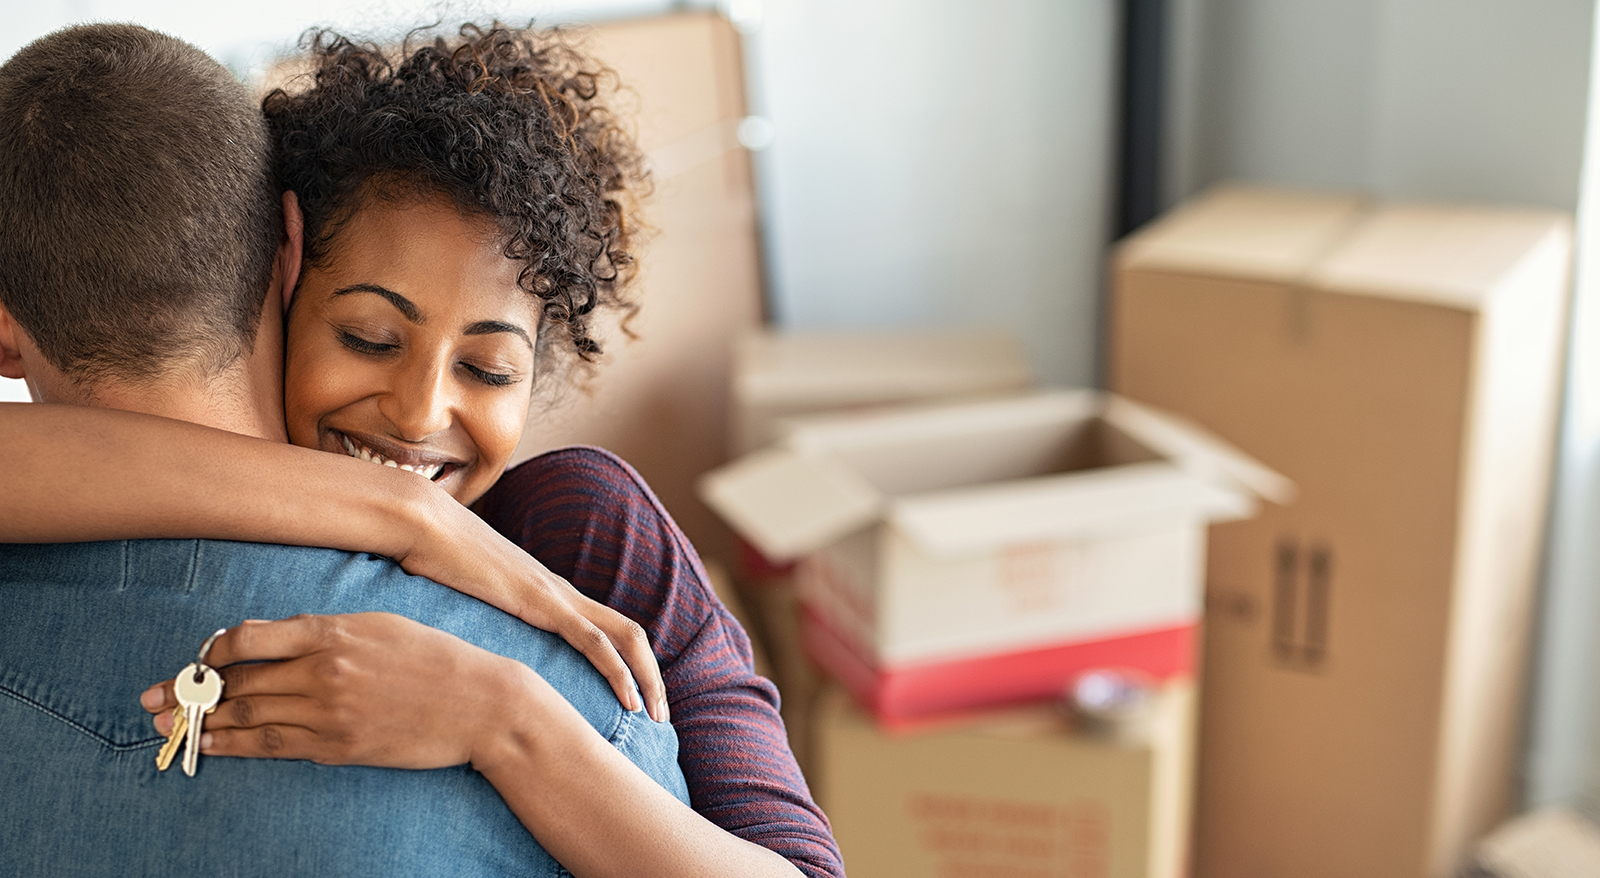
[{"left": 0, "top": 24, "right": 281, "bottom": 404}]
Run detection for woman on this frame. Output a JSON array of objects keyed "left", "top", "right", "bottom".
[{"left": 0, "top": 23, "right": 840, "bottom": 878}]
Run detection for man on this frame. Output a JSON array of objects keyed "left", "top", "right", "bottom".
[{"left": 0, "top": 24, "right": 686, "bottom": 877}]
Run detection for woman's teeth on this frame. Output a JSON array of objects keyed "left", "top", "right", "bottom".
[{"left": 339, "top": 434, "right": 445, "bottom": 480}]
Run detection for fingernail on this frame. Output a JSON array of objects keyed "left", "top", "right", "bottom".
[
  {"left": 154, "top": 712, "right": 171, "bottom": 734},
  {"left": 656, "top": 696, "right": 670, "bottom": 724},
  {"left": 140, "top": 687, "right": 162, "bottom": 709},
  {"left": 200, "top": 732, "right": 213, "bottom": 751}
]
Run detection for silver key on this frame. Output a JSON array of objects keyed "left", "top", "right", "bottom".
[{"left": 174, "top": 662, "right": 223, "bottom": 777}]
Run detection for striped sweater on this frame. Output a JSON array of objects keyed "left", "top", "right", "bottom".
[{"left": 478, "top": 446, "right": 845, "bottom": 878}]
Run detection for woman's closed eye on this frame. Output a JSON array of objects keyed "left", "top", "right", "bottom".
[
  {"left": 338, "top": 330, "right": 398, "bottom": 356},
  {"left": 461, "top": 361, "right": 519, "bottom": 388}
]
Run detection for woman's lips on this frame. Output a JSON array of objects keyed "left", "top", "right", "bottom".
[{"left": 334, "top": 430, "right": 453, "bottom": 481}]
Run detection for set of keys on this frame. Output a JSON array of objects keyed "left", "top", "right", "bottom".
[{"left": 155, "top": 628, "right": 226, "bottom": 777}]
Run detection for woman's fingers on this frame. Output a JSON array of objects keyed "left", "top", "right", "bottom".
[
  {"left": 200, "top": 723, "right": 324, "bottom": 761},
  {"left": 555, "top": 612, "right": 641, "bottom": 715},
  {"left": 538, "top": 587, "right": 665, "bottom": 721},
  {"left": 201, "top": 615, "right": 339, "bottom": 667},
  {"left": 140, "top": 680, "right": 175, "bottom": 714},
  {"left": 584, "top": 602, "right": 668, "bottom": 724}
]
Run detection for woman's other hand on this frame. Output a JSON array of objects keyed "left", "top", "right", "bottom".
[
  {"left": 140, "top": 614, "right": 531, "bottom": 768},
  {"left": 397, "top": 487, "right": 668, "bottom": 723}
]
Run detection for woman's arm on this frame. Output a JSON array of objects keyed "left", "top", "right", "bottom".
[
  {"left": 479, "top": 448, "right": 844, "bottom": 875},
  {"left": 141, "top": 614, "right": 802, "bottom": 878},
  {"left": 0, "top": 401, "right": 664, "bottom": 718}
]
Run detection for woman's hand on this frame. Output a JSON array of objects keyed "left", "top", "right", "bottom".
[
  {"left": 397, "top": 486, "right": 668, "bottom": 723},
  {"left": 140, "top": 614, "right": 526, "bottom": 768}
]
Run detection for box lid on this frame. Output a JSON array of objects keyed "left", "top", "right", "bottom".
[
  {"left": 1306, "top": 204, "right": 1572, "bottom": 311},
  {"left": 700, "top": 389, "right": 1292, "bottom": 560},
  {"left": 1115, "top": 184, "right": 1367, "bottom": 283},
  {"left": 1101, "top": 396, "right": 1296, "bottom": 505},
  {"left": 698, "top": 447, "right": 884, "bottom": 561},
  {"left": 733, "top": 328, "right": 1033, "bottom": 409}
]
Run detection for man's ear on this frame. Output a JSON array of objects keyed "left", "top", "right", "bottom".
[
  {"left": 0, "top": 299, "right": 30, "bottom": 381},
  {"left": 277, "top": 190, "right": 306, "bottom": 315}
]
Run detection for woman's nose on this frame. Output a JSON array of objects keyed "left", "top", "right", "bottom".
[{"left": 380, "top": 355, "right": 454, "bottom": 441}]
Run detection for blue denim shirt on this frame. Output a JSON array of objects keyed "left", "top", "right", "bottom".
[{"left": 0, "top": 539, "right": 689, "bottom": 877}]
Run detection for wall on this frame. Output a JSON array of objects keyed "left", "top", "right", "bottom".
[
  {"left": 1167, "top": 0, "right": 1591, "bottom": 211},
  {"left": 1163, "top": 0, "right": 1599, "bottom": 815},
  {"left": 744, "top": 0, "right": 1117, "bottom": 385}
]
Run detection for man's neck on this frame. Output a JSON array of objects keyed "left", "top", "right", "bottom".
[
  {"left": 74, "top": 306, "right": 289, "bottom": 441},
  {"left": 74, "top": 367, "right": 287, "bottom": 442}
]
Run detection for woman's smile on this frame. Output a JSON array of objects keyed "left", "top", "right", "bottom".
[{"left": 283, "top": 193, "right": 540, "bottom": 505}]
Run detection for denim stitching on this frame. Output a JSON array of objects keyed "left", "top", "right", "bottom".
[
  {"left": 185, "top": 540, "right": 201, "bottom": 594},
  {"left": 606, "top": 707, "right": 633, "bottom": 750},
  {"left": 0, "top": 682, "right": 160, "bottom": 752}
]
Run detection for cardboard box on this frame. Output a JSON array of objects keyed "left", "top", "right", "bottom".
[
  {"left": 701, "top": 389, "right": 1289, "bottom": 722},
  {"left": 1110, "top": 185, "right": 1572, "bottom": 878},
  {"left": 731, "top": 327, "right": 1034, "bottom": 455},
  {"left": 815, "top": 682, "right": 1196, "bottom": 878}
]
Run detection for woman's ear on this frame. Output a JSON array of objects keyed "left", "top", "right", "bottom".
[{"left": 278, "top": 190, "right": 306, "bottom": 314}]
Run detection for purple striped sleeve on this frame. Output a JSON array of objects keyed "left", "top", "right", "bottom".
[{"left": 477, "top": 446, "right": 845, "bottom": 878}]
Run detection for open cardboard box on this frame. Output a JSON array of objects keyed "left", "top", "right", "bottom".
[{"left": 700, "top": 389, "right": 1290, "bottom": 722}]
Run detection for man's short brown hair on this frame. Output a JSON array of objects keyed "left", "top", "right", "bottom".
[{"left": 0, "top": 24, "right": 280, "bottom": 385}]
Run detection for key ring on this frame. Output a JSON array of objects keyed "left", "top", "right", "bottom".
[{"left": 195, "top": 628, "right": 227, "bottom": 680}]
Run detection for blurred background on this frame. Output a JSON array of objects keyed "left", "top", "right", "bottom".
[{"left": 5, "top": 1, "right": 1600, "bottom": 875}]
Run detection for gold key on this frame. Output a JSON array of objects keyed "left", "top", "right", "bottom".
[{"left": 155, "top": 706, "right": 188, "bottom": 771}]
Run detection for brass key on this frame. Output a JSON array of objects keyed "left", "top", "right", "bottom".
[{"left": 155, "top": 706, "right": 188, "bottom": 771}]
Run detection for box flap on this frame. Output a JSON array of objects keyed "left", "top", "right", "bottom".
[
  {"left": 698, "top": 448, "right": 884, "bottom": 562},
  {"left": 1306, "top": 205, "right": 1572, "bottom": 311},
  {"left": 1103, "top": 395, "right": 1296, "bottom": 505},
  {"left": 890, "top": 461, "right": 1252, "bottom": 556},
  {"left": 733, "top": 328, "right": 1033, "bottom": 408},
  {"left": 1115, "top": 184, "right": 1367, "bottom": 283}
]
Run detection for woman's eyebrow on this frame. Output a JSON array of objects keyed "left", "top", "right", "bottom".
[
  {"left": 332, "top": 284, "right": 422, "bottom": 323},
  {"left": 464, "top": 320, "right": 534, "bottom": 351}
]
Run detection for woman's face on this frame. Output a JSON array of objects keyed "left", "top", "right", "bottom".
[{"left": 283, "top": 195, "right": 539, "bottom": 506}]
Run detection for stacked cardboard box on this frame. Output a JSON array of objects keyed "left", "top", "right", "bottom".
[
  {"left": 723, "top": 327, "right": 1035, "bottom": 770},
  {"left": 1110, "top": 185, "right": 1572, "bottom": 878},
  {"left": 702, "top": 389, "right": 1288, "bottom": 726},
  {"left": 814, "top": 682, "right": 1197, "bottom": 878}
]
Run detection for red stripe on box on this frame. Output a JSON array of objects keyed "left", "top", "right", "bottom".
[
  {"left": 800, "top": 605, "right": 1196, "bottom": 729},
  {"left": 737, "top": 536, "right": 798, "bottom": 580}
]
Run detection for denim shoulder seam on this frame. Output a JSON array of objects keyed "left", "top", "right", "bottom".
[
  {"left": 0, "top": 682, "right": 158, "bottom": 753},
  {"left": 606, "top": 707, "right": 635, "bottom": 750},
  {"left": 185, "top": 540, "right": 201, "bottom": 593}
]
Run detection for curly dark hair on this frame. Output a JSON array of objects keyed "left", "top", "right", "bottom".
[{"left": 262, "top": 22, "right": 647, "bottom": 368}]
